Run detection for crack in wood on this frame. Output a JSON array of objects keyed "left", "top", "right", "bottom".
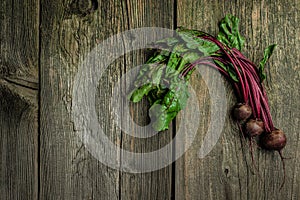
[{"left": 1, "top": 77, "right": 38, "bottom": 90}]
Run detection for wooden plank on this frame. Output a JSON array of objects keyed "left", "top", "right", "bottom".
[
  {"left": 175, "top": 0, "right": 300, "bottom": 199},
  {"left": 40, "top": 0, "right": 174, "bottom": 199},
  {"left": 118, "top": 1, "right": 174, "bottom": 200},
  {"left": 40, "top": 0, "right": 121, "bottom": 199},
  {"left": 0, "top": 0, "right": 39, "bottom": 199}
]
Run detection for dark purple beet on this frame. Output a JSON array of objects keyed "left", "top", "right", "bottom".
[
  {"left": 261, "top": 129, "right": 287, "bottom": 150},
  {"left": 245, "top": 119, "right": 264, "bottom": 137},
  {"left": 260, "top": 129, "right": 287, "bottom": 190},
  {"left": 233, "top": 103, "right": 252, "bottom": 121}
]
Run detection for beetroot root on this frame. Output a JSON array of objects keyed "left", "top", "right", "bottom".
[
  {"left": 261, "top": 129, "right": 286, "bottom": 151},
  {"left": 245, "top": 119, "right": 264, "bottom": 137},
  {"left": 261, "top": 129, "right": 287, "bottom": 190},
  {"left": 233, "top": 103, "right": 252, "bottom": 121}
]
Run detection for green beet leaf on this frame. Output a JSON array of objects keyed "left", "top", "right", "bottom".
[
  {"left": 217, "top": 14, "right": 245, "bottom": 51},
  {"left": 129, "top": 14, "right": 247, "bottom": 131},
  {"left": 176, "top": 27, "right": 219, "bottom": 55},
  {"left": 149, "top": 83, "right": 189, "bottom": 131},
  {"left": 259, "top": 44, "right": 276, "bottom": 81},
  {"left": 130, "top": 83, "right": 155, "bottom": 103}
]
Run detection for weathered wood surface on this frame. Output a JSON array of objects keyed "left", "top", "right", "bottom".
[
  {"left": 0, "top": 0, "right": 39, "bottom": 199},
  {"left": 0, "top": 0, "right": 299, "bottom": 199},
  {"left": 175, "top": 0, "right": 300, "bottom": 200},
  {"left": 40, "top": 0, "right": 174, "bottom": 199}
]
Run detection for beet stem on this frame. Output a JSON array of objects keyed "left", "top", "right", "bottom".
[
  {"left": 201, "top": 35, "right": 247, "bottom": 102},
  {"left": 228, "top": 48, "right": 250, "bottom": 101},
  {"left": 180, "top": 33, "right": 275, "bottom": 132}
]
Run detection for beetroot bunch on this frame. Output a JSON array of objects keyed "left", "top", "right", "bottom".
[
  {"left": 178, "top": 17, "right": 287, "bottom": 189},
  {"left": 178, "top": 26, "right": 287, "bottom": 152},
  {"left": 130, "top": 14, "right": 288, "bottom": 189}
]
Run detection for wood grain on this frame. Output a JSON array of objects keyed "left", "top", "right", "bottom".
[
  {"left": 175, "top": 0, "right": 300, "bottom": 199},
  {"left": 118, "top": 1, "right": 174, "bottom": 200},
  {"left": 0, "top": 0, "right": 39, "bottom": 199},
  {"left": 1, "top": 0, "right": 299, "bottom": 199},
  {"left": 40, "top": 0, "right": 174, "bottom": 199},
  {"left": 40, "top": 0, "right": 122, "bottom": 198}
]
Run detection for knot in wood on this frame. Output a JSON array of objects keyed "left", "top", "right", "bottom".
[
  {"left": 69, "top": 0, "right": 98, "bottom": 17},
  {"left": 224, "top": 167, "right": 230, "bottom": 177}
]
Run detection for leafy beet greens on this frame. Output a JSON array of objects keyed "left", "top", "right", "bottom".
[
  {"left": 129, "top": 14, "right": 289, "bottom": 190},
  {"left": 129, "top": 14, "right": 275, "bottom": 132}
]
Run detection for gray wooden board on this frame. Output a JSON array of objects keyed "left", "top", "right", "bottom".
[
  {"left": 118, "top": 1, "right": 174, "bottom": 200},
  {"left": 175, "top": 0, "right": 300, "bottom": 199},
  {"left": 40, "top": 0, "right": 122, "bottom": 199},
  {"left": 40, "top": 0, "right": 174, "bottom": 199},
  {"left": 0, "top": 0, "right": 39, "bottom": 199}
]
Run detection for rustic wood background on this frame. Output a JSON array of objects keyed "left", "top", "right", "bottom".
[{"left": 0, "top": 0, "right": 299, "bottom": 199}]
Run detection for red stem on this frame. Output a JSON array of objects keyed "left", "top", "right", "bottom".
[
  {"left": 227, "top": 48, "right": 250, "bottom": 102},
  {"left": 201, "top": 35, "right": 247, "bottom": 102},
  {"left": 179, "top": 34, "right": 275, "bottom": 132}
]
